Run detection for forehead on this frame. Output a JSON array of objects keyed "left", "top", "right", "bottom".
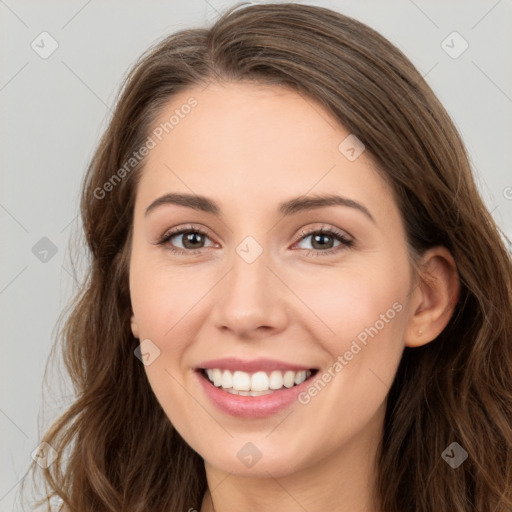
[
  {"left": 135, "top": 81, "right": 397, "bottom": 226},
  {"left": 149, "top": 81, "right": 345, "bottom": 158}
]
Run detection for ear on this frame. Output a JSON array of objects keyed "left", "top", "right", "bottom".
[
  {"left": 130, "top": 313, "right": 140, "bottom": 339},
  {"left": 404, "top": 246, "right": 460, "bottom": 347}
]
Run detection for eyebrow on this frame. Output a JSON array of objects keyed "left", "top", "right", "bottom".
[{"left": 144, "top": 192, "right": 375, "bottom": 223}]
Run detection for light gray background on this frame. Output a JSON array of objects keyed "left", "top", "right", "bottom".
[{"left": 1, "top": 1, "right": 511, "bottom": 510}]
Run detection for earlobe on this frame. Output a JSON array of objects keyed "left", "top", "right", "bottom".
[
  {"left": 404, "top": 247, "right": 460, "bottom": 348},
  {"left": 130, "top": 314, "right": 140, "bottom": 339}
]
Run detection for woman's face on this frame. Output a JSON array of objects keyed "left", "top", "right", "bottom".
[{"left": 129, "top": 81, "right": 417, "bottom": 478}]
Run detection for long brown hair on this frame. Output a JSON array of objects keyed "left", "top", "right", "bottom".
[{"left": 21, "top": 3, "right": 512, "bottom": 511}]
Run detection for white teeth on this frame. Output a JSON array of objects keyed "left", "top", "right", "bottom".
[
  {"left": 232, "top": 371, "right": 251, "bottom": 391},
  {"left": 283, "top": 370, "right": 295, "bottom": 388},
  {"left": 203, "top": 368, "right": 313, "bottom": 392},
  {"left": 251, "top": 371, "right": 269, "bottom": 391},
  {"left": 225, "top": 389, "right": 274, "bottom": 396},
  {"left": 221, "top": 370, "right": 233, "bottom": 389},
  {"left": 249, "top": 390, "right": 273, "bottom": 396},
  {"left": 294, "top": 370, "right": 307, "bottom": 385},
  {"left": 269, "top": 370, "right": 283, "bottom": 389},
  {"left": 212, "top": 368, "right": 223, "bottom": 387}
]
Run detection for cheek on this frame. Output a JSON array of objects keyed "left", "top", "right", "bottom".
[
  {"left": 129, "top": 259, "right": 205, "bottom": 432},
  {"left": 288, "top": 257, "right": 408, "bottom": 427},
  {"left": 130, "top": 256, "right": 207, "bottom": 345},
  {"left": 289, "top": 261, "right": 407, "bottom": 353},
  {"left": 289, "top": 261, "right": 408, "bottom": 414}
]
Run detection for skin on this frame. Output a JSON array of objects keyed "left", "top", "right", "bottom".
[{"left": 129, "top": 81, "right": 460, "bottom": 512}]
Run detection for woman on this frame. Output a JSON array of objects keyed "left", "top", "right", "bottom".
[{"left": 23, "top": 2, "right": 512, "bottom": 511}]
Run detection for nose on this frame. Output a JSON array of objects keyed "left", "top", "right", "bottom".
[{"left": 210, "top": 247, "right": 289, "bottom": 340}]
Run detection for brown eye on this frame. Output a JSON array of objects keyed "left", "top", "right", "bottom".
[
  {"left": 294, "top": 227, "right": 354, "bottom": 256},
  {"left": 174, "top": 231, "right": 207, "bottom": 250},
  {"left": 157, "top": 226, "right": 215, "bottom": 255}
]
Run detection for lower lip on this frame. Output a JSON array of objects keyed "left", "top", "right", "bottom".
[{"left": 196, "top": 370, "right": 314, "bottom": 419}]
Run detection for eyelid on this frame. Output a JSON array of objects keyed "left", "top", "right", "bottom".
[
  {"left": 157, "top": 223, "right": 352, "bottom": 243},
  {"left": 156, "top": 223, "right": 354, "bottom": 256},
  {"left": 156, "top": 223, "right": 216, "bottom": 245},
  {"left": 291, "top": 224, "right": 353, "bottom": 244}
]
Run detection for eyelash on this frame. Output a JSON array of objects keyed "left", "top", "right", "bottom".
[{"left": 156, "top": 224, "right": 354, "bottom": 257}]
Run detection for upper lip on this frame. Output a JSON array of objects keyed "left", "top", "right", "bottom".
[{"left": 195, "top": 358, "right": 316, "bottom": 373}]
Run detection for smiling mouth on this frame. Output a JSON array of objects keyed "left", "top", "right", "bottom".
[{"left": 198, "top": 368, "right": 319, "bottom": 396}]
